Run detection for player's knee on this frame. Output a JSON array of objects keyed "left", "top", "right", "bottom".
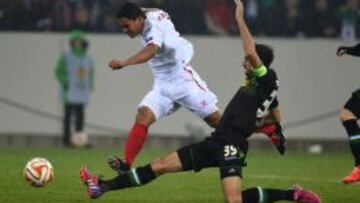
[
  {"left": 224, "top": 193, "right": 242, "bottom": 203},
  {"left": 340, "top": 108, "right": 356, "bottom": 121},
  {"left": 136, "top": 106, "right": 156, "bottom": 126},
  {"left": 205, "top": 111, "right": 221, "bottom": 128}
]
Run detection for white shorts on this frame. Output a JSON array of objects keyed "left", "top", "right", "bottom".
[{"left": 139, "top": 65, "right": 219, "bottom": 120}]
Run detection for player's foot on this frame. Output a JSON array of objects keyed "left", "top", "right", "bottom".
[
  {"left": 79, "top": 166, "right": 103, "bottom": 199},
  {"left": 257, "top": 123, "right": 286, "bottom": 155},
  {"left": 342, "top": 166, "right": 360, "bottom": 184},
  {"left": 292, "top": 184, "right": 321, "bottom": 203},
  {"left": 107, "top": 155, "right": 130, "bottom": 175}
]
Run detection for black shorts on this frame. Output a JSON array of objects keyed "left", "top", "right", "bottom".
[
  {"left": 177, "top": 135, "right": 248, "bottom": 179},
  {"left": 344, "top": 89, "right": 360, "bottom": 118}
]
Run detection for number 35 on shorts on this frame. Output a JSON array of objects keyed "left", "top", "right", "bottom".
[{"left": 223, "top": 145, "right": 238, "bottom": 157}]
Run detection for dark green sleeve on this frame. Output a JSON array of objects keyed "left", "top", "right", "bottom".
[
  {"left": 346, "top": 43, "right": 360, "bottom": 56},
  {"left": 55, "top": 54, "right": 68, "bottom": 90}
]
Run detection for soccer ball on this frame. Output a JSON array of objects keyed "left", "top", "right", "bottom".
[
  {"left": 71, "top": 132, "right": 89, "bottom": 148},
  {"left": 23, "top": 157, "right": 54, "bottom": 187}
]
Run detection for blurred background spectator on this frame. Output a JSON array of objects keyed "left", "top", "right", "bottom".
[
  {"left": 244, "top": 0, "right": 259, "bottom": 35},
  {"left": 204, "top": 0, "right": 235, "bottom": 35},
  {"left": 0, "top": 0, "right": 359, "bottom": 39},
  {"left": 256, "top": 0, "right": 285, "bottom": 36},
  {"left": 161, "top": 0, "right": 207, "bottom": 34},
  {"left": 55, "top": 30, "right": 94, "bottom": 148},
  {"left": 304, "top": 0, "right": 337, "bottom": 38},
  {"left": 282, "top": 0, "right": 304, "bottom": 37},
  {"left": 337, "top": 0, "right": 360, "bottom": 41}
]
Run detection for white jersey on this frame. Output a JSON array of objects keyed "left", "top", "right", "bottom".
[{"left": 139, "top": 10, "right": 194, "bottom": 80}]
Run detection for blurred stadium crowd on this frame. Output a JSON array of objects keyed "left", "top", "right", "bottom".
[{"left": 0, "top": 0, "right": 359, "bottom": 39}]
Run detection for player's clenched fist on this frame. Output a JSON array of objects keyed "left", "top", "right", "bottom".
[{"left": 108, "top": 58, "right": 128, "bottom": 70}]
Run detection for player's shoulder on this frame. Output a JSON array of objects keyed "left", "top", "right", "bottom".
[{"left": 145, "top": 9, "right": 169, "bottom": 21}]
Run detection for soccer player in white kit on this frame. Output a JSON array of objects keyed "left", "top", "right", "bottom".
[{"left": 108, "top": 2, "right": 221, "bottom": 171}]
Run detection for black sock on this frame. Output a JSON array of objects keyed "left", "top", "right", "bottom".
[
  {"left": 242, "top": 188, "right": 260, "bottom": 202},
  {"left": 243, "top": 187, "right": 293, "bottom": 203},
  {"left": 265, "top": 188, "right": 293, "bottom": 202},
  {"left": 100, "top": 164, "right": 157, "bottom": 192},
  {"left": 343, "top": 120, "right": 360, "bottom": 166}
]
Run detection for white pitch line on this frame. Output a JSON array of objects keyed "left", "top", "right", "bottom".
[{"left": 247, "top": 174, "right": 345, "bottom": 184}]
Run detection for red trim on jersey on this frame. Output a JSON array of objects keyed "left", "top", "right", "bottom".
[{"left": 183, "top": 66, "right": 206, "bottom": 91}]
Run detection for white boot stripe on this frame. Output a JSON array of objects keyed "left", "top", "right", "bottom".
[{"left": 131, "top": 168, "right": 141, "bottom": 185}]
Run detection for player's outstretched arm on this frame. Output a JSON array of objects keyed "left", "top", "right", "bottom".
[
  {"left": 234, "top": 0, "right": 261, "bottom": 69},
  {"left": 125, "top": 44, "right": 159, "bottom": 66},
  {"left": 337, "top": 43, "right": 360, "bottom": 57},
  {"left": 108, "top": 44, "right": 159, "bottom": 70}
]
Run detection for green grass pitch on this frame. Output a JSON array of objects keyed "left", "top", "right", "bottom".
[{"left": 0, "top": 147, "right": 359, "bottom": 203}]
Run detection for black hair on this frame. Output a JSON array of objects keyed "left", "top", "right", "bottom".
[
  {"left": 70, "top": 39, "right": 88, "bottom": 49},
  {"left": 116, "top": 2, "right": 146, "bottom": 20},
  {"left": 255, "top": 44, "right": 274, "bottom": 68}
]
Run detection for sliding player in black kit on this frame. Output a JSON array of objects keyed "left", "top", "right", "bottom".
[
  {"left": 337, "top": 43, "right": 360, "bottom": 184},
  {"left": 79, "top": 1, "right": 320, "bottom": 202}
]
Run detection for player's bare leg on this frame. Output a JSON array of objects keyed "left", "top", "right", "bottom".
[
  {"left": 150, "top": 152, "right": 183, "bottom": 175},
  {"left": 221, "top": 177, "right": 243, "bottom": 203},
  {"left": 204, "top": 110, "right": 222, "bottom": 128},
  {"left": 108, "top": 106, "right": 156, "bottom": 174},
  {"left": 80, "top": 165, "right": 321, "bottom": 202},
  {"left": 108, "top": 109, "right": 220, "bottom": 174}
]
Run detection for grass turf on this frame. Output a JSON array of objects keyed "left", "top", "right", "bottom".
[{"left": 0, "top": 147, "right": 359, "bottom": 203}]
